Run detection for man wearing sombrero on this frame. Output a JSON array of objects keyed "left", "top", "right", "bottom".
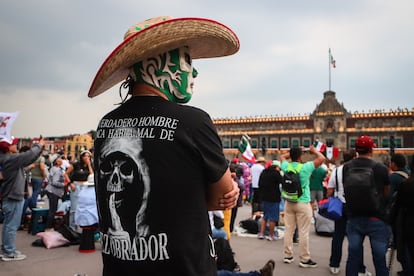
[{"left": 89, "top": 16, "right": 243, "bottom": 275}]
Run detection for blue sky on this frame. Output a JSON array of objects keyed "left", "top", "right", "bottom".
[{"left": 1, "top": 0, "right": 413, "bottom": 137}]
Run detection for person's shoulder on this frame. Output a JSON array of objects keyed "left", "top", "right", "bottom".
[
  {"left": 303, "top": 161, "right": 315, "bottom": 171},
  {"left": 178, "top": 104, "right": 212, "bottom": 119}
]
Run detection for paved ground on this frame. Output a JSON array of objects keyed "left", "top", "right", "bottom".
[{"left": 0, "top": 204, "right": 402, "bottom": 276}]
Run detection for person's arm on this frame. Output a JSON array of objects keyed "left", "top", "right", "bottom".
[
  {"left": 84, "top": 156, "right": 94, "bottom": 175},
  {"left": 39, "top": 159, "right": 47, "bottom": 179},
  {"left": 207, "top": 168, "right": 239, "bottom": 211},
  {"left": 280, "top": 151, "right": 290, "bottom": 162},
  {"left": 309, "top": 145, "right": 326, "bottom": 168},
  {"left": 65, "top": 164, "right": 76, "bottom": 191}
]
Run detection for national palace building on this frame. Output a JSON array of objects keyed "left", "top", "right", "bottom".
[{"left": 213, "top": 91, "right": 414, "bottom": 164}]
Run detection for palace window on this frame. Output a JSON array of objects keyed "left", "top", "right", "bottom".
[
  {"left": 281, "top": 139, "right": 289, "bottom": 148},
  {"left": 350, "top": 139, "right": 356, "bottom": 148},
  {"left": 232, "top": 140, "right": 239, "bottom": 149},
  {"left": 292, "top": 139, "right": 300, "bottom": 147},
  {"left": 251, "top": 139, "right": 258, "bottom": 148},
  {"left": 270, "top": 139, "right": 278, "bottom": 148},
  {"left": 302, "top": 139, "right": 311, "bottom": 147},
  {"left": 382, "top": 138, "right": 389, "bottom": 148},
  {"left": 396, "top": 138, "right": 402, "bottom": 148},
  {"left": 223, "top": 139, "right": 230, "bottom": 148}
]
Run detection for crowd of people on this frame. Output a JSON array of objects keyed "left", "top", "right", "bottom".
[
  {"left": 0, "top": 137, "right": 99, "bottom": 261},
  {"left": 227, "top": 136, "right": 413, "bottom": 276}
]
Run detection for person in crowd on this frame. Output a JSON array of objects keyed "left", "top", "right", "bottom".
[
  {"left": 22, "top": 143, "right": 47, "bottom": 219},
  {"left": 75, "top": 174, "right": 99, "bottom": 253},
  {"left": 18, "top": 145, "right": 31, "bottom": 230},
  {"left": 89, "top": 16, "right": 240, "bottom": 275},
  {"left": 209, "top": 210, "right": 227, "bottom": 240},
  {"left": 389, "top": 153, "right": 409, "bottom": 195},
  {"left": 60, "top": 154, "right": 71, "bottom": 172},
  {"left": 0, "top": 136, "right": 44, "bottom": 261},
  {"left": 393, "top": 154, "right": 414, "bottom": 276},
  {"left": 309, "top": 162, "right": 328, "bottom": 210},
  {"left": 389, "top": 154, "right": 411, "bottom": 276},
  {"left": 66, "top": 150, "right": 93, "bottom": 231},
  {"left": 230, "top": 159, "right": 245, "bottom": 233},
  {"left": 241, "top": 162, "right": 252, "bottom": 204},
  {"left": 257, "top": 160, "right": 282, "bottom": 241},
  {"left": 327, "top": 149, "right": 371, "bottom": 275},
  {"left": 280, "top": 145, "right": 326, "bottom": 268},
  {"left": 343, "top": 135, "right": 390, "bottom": 276},
  {"left": 44, "top": 156, "right": 70, "bottom": 232},
  {"left": 250, "top": 157, "right": 266, "bottom": 214}
]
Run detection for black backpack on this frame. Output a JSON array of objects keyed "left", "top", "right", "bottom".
[
  {"left": 281, "top": 163, "right": 304, "bottom": 202},
  {"left": 343, "top": 160, "right": 380, "bottom": 216},
  {"left": 214, "top": 238, "right": 237, "bottom": 271}
]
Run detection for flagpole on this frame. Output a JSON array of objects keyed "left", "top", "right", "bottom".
[{"left": 328, "top": 48, "right": 331, "bottom": 91}]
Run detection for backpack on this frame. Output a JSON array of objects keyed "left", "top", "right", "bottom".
[
  {"left": 214, "top": 238, "right": 237, "bottom": 271},
  {"left": 239, "top": 218, "right": 259, "bottom": 234},
  {"left": 281, "top": 163, "right": 304, "bottom": 202},
  {"left": 343, "top": 160, "right": 380, "bottom": 216}
]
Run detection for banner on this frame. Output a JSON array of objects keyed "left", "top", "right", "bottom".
[{"left": 0, "top": 112, "right": 19, "bottom": 143}]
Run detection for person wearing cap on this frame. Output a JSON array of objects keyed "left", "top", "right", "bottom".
[
  {"left": 280, "top": 145, "right": 326, "bottom": 268},
  {"left": 326, "top": 149, "right": 371, "bottom": 275},
  {"left": 89, "top": 16, "right": 240, "bottom": 275},
  {"left": 250, "top": 156, "right": 266, "bottom": 215},
  {"left": 0, "top": 136, "right": 45, "bottom": 261},
  {"left": 342, "top": 135, "right": 390, "bottom": 276}
]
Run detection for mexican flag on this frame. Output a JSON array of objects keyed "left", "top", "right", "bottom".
[
  {"left": 326, "top": 147, "right": 340, "bottom": 160},
  {"left": 329, "top": 48, "right": 336, "bottom": 68},
  {"left": 239, "top": 135, "right": 256, "bottom": 163},
  {"left": 314, "top": 140, "right": 326, "bottom": 153}
]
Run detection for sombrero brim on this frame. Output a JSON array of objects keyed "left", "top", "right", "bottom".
[{"left": 88, "top": 17, "right": 240, "bottom": 98}]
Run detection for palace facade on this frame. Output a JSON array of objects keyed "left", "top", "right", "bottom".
[{"left": 213, "top": 91, "right": 414, "bottom": 163}]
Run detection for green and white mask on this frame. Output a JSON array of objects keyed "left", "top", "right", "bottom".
[{"left": 131, "top": 47, "right": 198, "bottom": 103}]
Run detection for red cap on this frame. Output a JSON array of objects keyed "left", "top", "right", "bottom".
[
  {"left": 11, "top": 137, "right": 19, "bottom": 145},
  {"left": 0, "top": 137, "right": 18, "bottom": 153},
  {"left": 232, "top": 157, "right": 239, "bottom": 163},
  {"left": 0, "top": 141, "right": 9, "bottom": 153},
  {"left": 355, "top": 135, "right": 376, "bottom": 149},
  {"left": 265, "top": 160, "right": 273, "bottom": 168}
]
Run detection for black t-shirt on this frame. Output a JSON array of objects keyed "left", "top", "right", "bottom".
[
  {"left": 94, "top": 96, "right": 227, "bottom": 275},
  {"left": 258, "top": 167, "right": 282, "bottom": 203},
  {"left": 70, "top": 161, "right": 90, "bottom": 182}
]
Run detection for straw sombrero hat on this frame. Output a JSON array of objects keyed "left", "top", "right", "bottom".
[{"left": 88, "top": 16, "right": 240, "bottom": 98}]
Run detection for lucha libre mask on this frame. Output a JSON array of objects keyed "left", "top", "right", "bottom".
[{"left": 131, "top": 47, "right": 198, "bottom": 103}]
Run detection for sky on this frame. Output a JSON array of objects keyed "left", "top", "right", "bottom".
[{"left": 1, "top": 0, "right": 413, "bottom": 138}]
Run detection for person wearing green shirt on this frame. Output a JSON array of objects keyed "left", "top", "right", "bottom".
[
  {"left": 309, "top": 163, "right": 328, "bottom": 210},
  {"left": 280, "top": 145, "right": 325, "bottom": 269}
]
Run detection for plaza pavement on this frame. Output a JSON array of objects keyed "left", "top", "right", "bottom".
[{"left": 0, "top": 204, "right": 402, "bottom": 276}]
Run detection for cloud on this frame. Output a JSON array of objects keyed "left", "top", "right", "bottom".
[{"left": 1, "top": 0, "right": 413, "bottom": 137}]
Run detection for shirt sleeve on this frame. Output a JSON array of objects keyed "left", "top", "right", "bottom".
[{"left": 192, "top": 111, "right": 228, "bottom": 184}]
